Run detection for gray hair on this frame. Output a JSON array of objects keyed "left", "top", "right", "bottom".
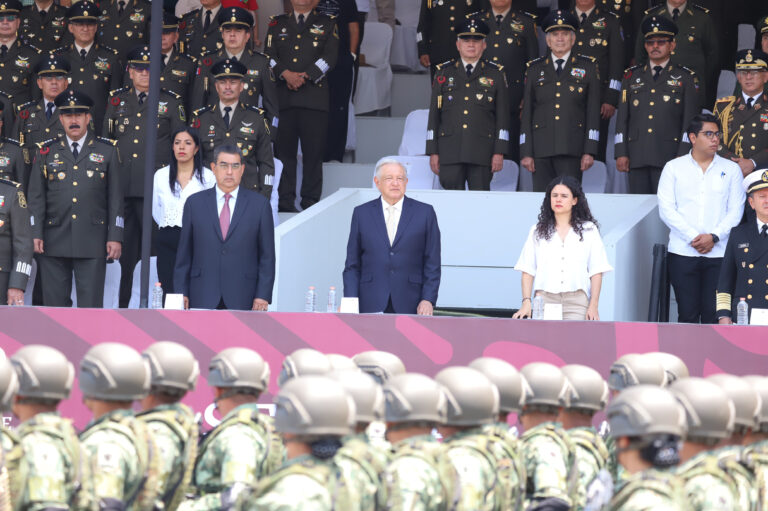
[
  {"left": 213, "top": 144, "right": 242, "bottom": 164},
  {"left": 375, "top": 158, "right": 408, "bottom": 179}
]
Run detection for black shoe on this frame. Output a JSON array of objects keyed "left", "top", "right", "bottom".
[
  {"left": 300, "top": 200, "right": 317, "bottom": 210},
  {"left": 279, "top": 204, "right": 299, "bottom": 213}
]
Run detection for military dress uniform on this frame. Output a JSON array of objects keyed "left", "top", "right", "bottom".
[
  {"left": 97, "top": 0, "right": 150, "bottom": 59},
  {"left": 714, "top": 93, "right": 768, "bottom": 174},
  {"left": 0, "top": 38, "right": 42, "bottom": 111},
  {"left": 416, "top": 0, "right": 483, "bottom": 77},
  {"left": 476, "top": 8, "right": 537, "bottom": 163},
  {"left": 26, "top": 91, "right": 124, "bottom": 307},
  {"left": 18, "top": 2, "right": 69, "bottom": 52},
  {"left": 265, "top": 9, "right": 338, "bottom": 211},
  {"left": 635, "top": 3, "right": 717, "bottom": 107},
  {"left": 0, "top": 138, "right": 28, "bottom": 189},
  {"left": 0, "top": 177, "right": 32, "bottom": 298},
  {"left": 572, "top": 6, "right": 624, "bottom": 161},
  {"left": 180, "top": 7, "right": 223, "bottom": 59},
  {"left": 599, "top": 0, "right": 644, "bottom": 65},
  {"left": 0, "top": 90, "right": 14, "bottom": 139},
  {"left": 426, "top": 56, "right": 510, "bottom": 190},
  {"left": 159, "top": 50, "right": 197, "bottom": 107}
]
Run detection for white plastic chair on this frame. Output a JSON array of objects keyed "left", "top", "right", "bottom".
[
  {"left": 490, "top": 160, "right": 519, "bottom": 191},
  {"left": 582, "top": 160, "right": 608, "bottom": 193},
  {"left": 354, "top": 22, "right": 394, "bottom": 114},
  {"left": 717, "top": 70, "right": 737, "bottom": 100},
  {"left": 374, "top": 155, "right": 438, "bottom": 190},
  {"left": 128, "top": 257, "right": 158, "bottom": 309},
  {"left": 398, "top": 109, "right": 429, "bottom": 156},
  {"left": 738, "top": 24, "right": 756, "bottom": 51},
  {"left": 71, "top": 260, "right": 121, "bottom": 308}
]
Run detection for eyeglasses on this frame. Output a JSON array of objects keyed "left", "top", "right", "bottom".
[
  {"left": 697, "top": 130, "right": 723, "bottom": 139},
  {"left": 737, "top": 70, "right": 762, "bottom": 77},
  {"left": 0, "top": 15, "right": 16, "bottom": 21},
  {"left": 644, "top": 39, "right": 671, "bottom": 46},
  {"left": 215, "top": 162, "right": 242, "bottom": 170}
]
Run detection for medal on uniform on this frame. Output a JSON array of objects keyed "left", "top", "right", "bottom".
[
  {"left": 126, "top": 31, "right": 133, "bottom": 37},
  {"left": 476, "top": 93, "right": 483, "bottom": 100},
  {"left": 100, "top": 172, "right": 105, "bottom": 178},
  {"left": 571, "top": 68, "right": 585, "bottom": 79},
  {"left": 663, "top": 95, "right": 670, "bottom": 102},
  {"left": 589, "top": 39, "right": 595, "bottom": 47},
  {"left": 87, "top": 170, "right": 94, "bottom": 177},
  {"left": 242, "top": 149, "right": 249, "bottom": 156},
  {"left": 90, "top": 153, "right": 104, "bottom": 163},
  {"left": 58, "top": 172, "right": 65, "bottom": 180},
  {"left": 633, "top": 99, "right": 639, "bottom": 106},
  {"left": 0, "top": 196, "right": 5, "bottom": 207}
]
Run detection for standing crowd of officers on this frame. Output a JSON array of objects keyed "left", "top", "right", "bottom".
[
  {"left": 3, "top": 343, "right": 768, "bottom": 510},
  {"left": 421, "top": 0, "right": 768, "bottom": 193}
]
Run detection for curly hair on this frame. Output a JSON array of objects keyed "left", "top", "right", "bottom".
[{"left": 534, "top": 176, "right": 599, "bottom": 242}]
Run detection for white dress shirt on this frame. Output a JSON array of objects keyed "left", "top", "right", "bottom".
[
  {"left": 381, "top": 196, "right": 404, "bottom": 244},
  {"left": 220, "top": 101, "right": 238, "bottom": 118},
  {"left": 667, "top": 1, "right": 686, "bottom": 15},
  {"left": 743, "top": 92, "right": 762, "bottom": 106},
  {"left": 74, "top": 42, "right": 94, "bottom": 55},
  {"left": 758, "top": 217, "right": 768, "bottom": 236},
  {"left": 216, "top": 185, "right": 238, "bottom": 222},
  {"left": 658, "top": 152, "right": 745, "bottom": 258},
  {"left": 66, "top": 134, "right": 86, "bottom": 154},
  {"left": 515, "top": 221, "right": 613, "bottom": 297},
  {"left": 551, "top": 51, "right": 571, "bottom": 72},
  {"left": 152, "top": 166, "right": 215, "bottom": 227},
  {"left": 575, "top": 7, "right": 594, "bottom": 19}
]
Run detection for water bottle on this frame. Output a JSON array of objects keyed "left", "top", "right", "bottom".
[
  {"left": 737, "top": 297, "right": 749, "bottom": 325},
  {"left": 304, "top": 286, "right": 317, "bottom": 312},
  {"left": 327, "top": 286, "right": 337, "bottom": 313},
  {"left": 151, "top": 282, "right": 163, "bottom": 309},
  {"left": 532, "top": 295, "right": 544, "bottom": 320}
]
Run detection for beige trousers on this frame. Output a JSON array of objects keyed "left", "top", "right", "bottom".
[{"left": 536, "top": 290, "right": 589, "bottom": 320}]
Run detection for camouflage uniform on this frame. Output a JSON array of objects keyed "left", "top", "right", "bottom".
[
  {"left": 521, "top": 422, "right": 578, "bottom": 508},
  {"left": 79, "top": 409, "right": 160, "bottom": 511},
  {"left": 709, "top": 446, "right": 758, "bottom": 511},
  {"left": 744, "top": 440, "right": 768, "bottom": 510},
  {"left": 1, "top": 427, "right": 25, "bottom": 511},
  {"left": 569, "top": 426, "right": 610, "bottom": 510},
  {"left": 245, "top": 455, "right": 342, "bottom": 511},
  {"left": 335, "top": 433, "right": 389, "bottom": 511},
  {"left": 384, "top": 434, "right": 458, "bottom": 511},
  {"left": 675, "top": 451, "right": 742, "bottom": 511},
  {"left": 479, "top": 423, "right": 526, "bottom": 509},
  {"left": 609, "top": 468, "right": 687, "bottom": 510},
  {"left": 182, "top": 403, "right": 285, "bottom": 510},
  {"left": 441, "top": 428, "right": 503, "bottom": 511},
  {"left": 136, "top": 403, "right": 198, "bottom": 511}
]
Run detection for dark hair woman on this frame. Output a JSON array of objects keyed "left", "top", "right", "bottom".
[
  {"left": 151, "top": 128, "right": 215, "bottom": 304},
  {"left": 512, "top": 176, "right": 613, "bottom": 321}
]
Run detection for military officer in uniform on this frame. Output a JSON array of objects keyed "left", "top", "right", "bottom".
[
  {"left": 717, "top": 169, "right": 768, "bottom": 324},
  {"left": 571, "top": 0, "right": 623, "bottom": 162},
  {"left": 191, "top": 6, "right": 278, "bottom": 132},
  {"left": 0, "top": 172, "right": 31, "bottom": 305},
  {"left": 713, "top": 50, "right": 768, "bottom": 178},
  {"left": 635, "top": 0, "right": 717, "bottom": 108},
  {"left": 156, "top": 12, "right": 197, "bottom": 107},
  {"left": 103, "top": 46, "right": 186, "bottom": 308},
  {"left": 615, "top": 16, "right": 699, "bottom": 194},
  {"left": 180, "top": 0, "right": 223, "bottom": 59},
  {"left": 520, "top": 10, "right": 601, "bottom": 191},
  {"left": 416, "top": 0, "right": 483, "bottom": 77},
  {"left": 190, "top": 59, "right": 274, "bottom": 199},
  {"left": 265, "top": 0, "right": 338, "bottom": 212},
  {"left": 475, "top": 0, "right": 537, "bottom": 163},
  {"left": 426, "top": 18, "right": 510, "bottom": 191},
  {"left": 0, "top": 0, "right": 41, "bottom": 110},
  {"left": 27, "top": 90, "right": 123, "bottom": 308},
  {"left": 598, "top": 0, "right": 643, "bottom": 65},
  {"left": 97, "top": 0, "right": 150, "bottom": 59},
  {"left": 0, "top": 112, "right": 28, "bottom": 188},
  {"left": 58, "top": 1, "right": 122, "bottom": 133},
  {"left": 18, "top": 0, "right": 68, "bottom": 52}
]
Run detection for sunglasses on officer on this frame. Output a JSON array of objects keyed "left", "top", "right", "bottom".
[{"left": 0, "top": 14, "right": 16, "bottom": 21}]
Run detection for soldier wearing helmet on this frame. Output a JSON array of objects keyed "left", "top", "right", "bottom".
[
  {"left": 246, "top": 376, "right": 356, "bottom": 510},
  {"left": 644, "top": 352, "right": 689, "bottom": 385},
  {"left": 742, "top": 375, "right": 768, "bottom": 506},
  {"left": 181, "top": 347, "right": 285, "bottom": 511},
  {"left": 608, "top": 353, "right": 667, "bottom": 394},
  {"left": 352, "top": 350, "right": 406, "bottom": 384},
  {"left": 138, "top": 341, "right": 201, "bottom": 511},
  {"left": 669, "top": 377, "right": 741, "bottom": 511},
  {"left": 559, "top": 364, "right": 611, "bottom": 509},
  {"left": 78, "top": 342, "right": 161, "bottom": 511},
  {"left": 382, "top": 372, "right": 458, "bottom": 511},
  {"left": 278, "top": 348, "right": 332, "bottom": 386},
  {"left": 518, "top": 362, "right": 578, "bottom": 511}
]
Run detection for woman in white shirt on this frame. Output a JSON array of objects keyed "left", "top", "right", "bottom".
[
  {"left": 512, "top": 176, "right": 613, "bottom": 321},
  {"left": 152, "top": 128, "right": 215, "bottom": 300}
]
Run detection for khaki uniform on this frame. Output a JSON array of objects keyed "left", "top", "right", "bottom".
[
  {"left": 0, "top": 40, "right": 41, "bottom": 110},
  {"left": 97, "top": 0, "right": 150, "bottom": 59},
  {"left": 179, "top": 8, "right": 223, "bottom": 59},
  {"left": 0, "top": 177, "right": 32, "bottom": 297},
  {"left": 714, "top": 93, "right": 768, "bottom": 172},
  {"left": 19, "top": 3, "right": 69, "bottom": 52}
]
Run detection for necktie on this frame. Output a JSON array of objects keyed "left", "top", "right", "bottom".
[
  {"left": 762, "top": 224, "right": 767, "bottom": 238},
  {"left": 223, "top": 106, "right": 232, "bottom": 128},
  {"left": 653, "top": 65, "right": 663, "bottom": 80},
  {"left": 386, "top": 205, "right": 396, "bottom": 245},
  {"left": 466, "top": 63, "right": 473, "bottom": 77},
  {"left": 220, "top": 193, "right": 231, "bottom": 238},
  {"left": 297, "top": 13, "right": 305, "bottom": 29},
  {"left": 138, "top": 91, "right": 146, "bottom": 105},
  {"left": 203, "top": 9, "right": 212, "bottom": 30},
  {"left": 71, "top": 141, "right": 79, "bottom": 158},
  {"left": 80, "top": 48, "right": 87, "bottom": 60},
  {"left": 580, "top": 12, "right": 587, "bottom": 24},
  {"left": 162, "top": 53, "right": 168, "bottom": 69},
  {"left": 747, "top": 97, "right": 755, "bottom": 109},
  {"left": 1, "top": 45, "right": 7, "bottom": 58},
  {"left": 230, "top": 55, "right": 237, "bottom": 62},
  {"left": 45, "top": 102, "right": 53, "bottom": 120},
  {"left": 495, "top": 14, "right": 502, "bottom": 26},
  {"left": 555, "top": 58, "right": 564, "bottom": 76},
  {"left": 672, "top": 7, "right": 679, "bottom": 21},
  {"left": 118, "top": 0, "right": 125, "bottom": 14},
  {"left": 40, "top": 9, "right": 46, "bottom": 19}
]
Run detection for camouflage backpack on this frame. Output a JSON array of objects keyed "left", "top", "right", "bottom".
[
  {"left": 387, "top": 438, "right": 460, "bottom": 511},
  {"left": 610, "top": 469, "right": 686, "bottom": 509},
  {"left": 481, "top": 424, "right": 527, "bottom": 510},
  {"left": 0, "top": 427, "right": 25, "bottom": 511},
  {"left": 520, "top": 423, "right": 580, "bottom": 504},
  {"left": 334, "top": 437, "right": 385, "bottom": 510}
]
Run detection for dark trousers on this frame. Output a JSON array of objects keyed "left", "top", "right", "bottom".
[
  {"left": 154, "top": 226, "right": 181, "bottom": 300},
  {"left": 596, "top": 115, "right": 610, "bottom": 163},
  {"left": 628, "top": 166, "right": 663, "bottom": 195},
  {"left": 0, "top": 271, "right": 8, "bottom": 302},
  {"left": 119, "top": 197, "right": 144, "bottom": 308},
  {"left": 507, "top": 109, "right": 521, "bottom": 163},
  {"left": 39, "top": 255, "right": 106, "bottom": 308},
  {"left": 532, "top": 156, "right": 581, "bottom": 192},
  {"left": 668, "top": 253, "right": 722, "bottom": 324},
  {"left": 439, "top": 163, "right": 492, "bottom": 190},
  {"left": 277, "top": 108, "right": 328, "bottom": 210},
  {"left": 325, "top": 51, "right": 354, "bottom": 161}
]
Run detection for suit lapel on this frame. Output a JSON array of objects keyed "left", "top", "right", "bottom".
[
  {"left": 371, "top": 199, "right": 391, "bottom": 248},
  {"left": 392, "top": 197, "right": 414, "bottom": 248},
  {"left": 210, "top": 188, "right": 223, "bottom": 241}
]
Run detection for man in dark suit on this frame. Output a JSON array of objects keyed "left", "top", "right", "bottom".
[
  {"left": 174, "top": 144, "right": 275, "bottom": 311},
  {"left": 343, "top": 158, "right": 441, "bottom": 315}
]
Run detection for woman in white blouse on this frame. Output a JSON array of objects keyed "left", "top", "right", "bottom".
[
  {"left": 512, "top": 176, "right": 612, "bottom": 321},
  {"left": 152, "top": 128, "right": 215, "bottom": 299}
]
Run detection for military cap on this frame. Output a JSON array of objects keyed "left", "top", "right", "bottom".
[
  {"left": 669, "top": 377, "right": 734, "bottom": 443},
  {"left": 162, "top": 11, "right": 180, "bottom": 32},
  {"left": 644, "top": 352, "right": 689, "bottom": 385},
  {"left": 469, "top": 357, "right": 524, "bottom": 414},
  {"left": 641, "top": 15, "right": 678, "bottom": 39},
  {"left": 735, "top": 49, "right": 768, "bottom": 72},
  {"left": 541, "top": 10, "right": 578, "bottom": 33},
  {"left": 435, "top": 366, "right": 499, "bottom": 426},
  {"left": 208, "top": 347, "right": 269, "bottom": 392},
  {"left": 218, "top": 6, "right": 254, "bottom": 29},
  {"left": 66, "top": 1, "right": 99, "bottom": 22},
  {"left": 0, "top": 0, "right": 22, "bottom": 15},
  {"left": 211, "top": 58, "right": 248, "bottom": 80},
  {"left": 54, "top": 90, "right": 93, "bottom": 112},
  {"left": 11, "top": 345, "right": 74, "bottom": 400},
  {"left": 758, "top": 16, "right": 768, "bottom": 35},
  {"left": 142, "top": 341, "right": 200, "bottom": 392},
  {"left": 743, "top": 169, "right": 768, "bottom": 194},
  {"left": 79, "top": 343, "right": 151, "bottom": 401},
  {"left": 353, "top": 351, "right": 406, "bottom": 384},
  {"left": 456, "top": 17, "right": 489, "bottom": 39},
  {"left": 0, "top": 357, "right": 18, "bottom": 412},
  {"left": 34, "top": 53, "right": 71, "bottom": 76},
  {"left": 608, "top": 353, "right": 666, "bottom": 390},
  {"left": 708, "top": 373, "right": 760, "bottom": 431},
  {"left": 127, "top": 45, "right": 151, "bottom": 68}
]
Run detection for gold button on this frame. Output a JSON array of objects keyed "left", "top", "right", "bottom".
[
  {"left": 555, "top": 104, "right": 560, "bottom": 109},
  {"left": 294, "top": 45, "right": 299, "bottom": 50},
  {"left": 740, "top": 125, "right": 744, "bottom": 129},
  {"left": 493, "top": 57, "right": 498, "bottom": 61},
  {"left": 137, "top": 113, "right": 141, "bottom": 117},
  {"left": 748, "top": 294, "right": 753, "bottom": 299},
  {"left": 72, "top": 214, "right": 76, "bottom": 219},
  {"left": 463, "top": 110, "right": 468, "bottom": 114},
  {"left": 134, "top": 139, "right": 138, "bottom": 143},
  {"left": 556, "top": 92, "right": 561, "bottom": 97},
  {"left": 494, "top": 43, "right": 499, "bottom": 47},
  {"left": 745, "top": 248, "right": 749, "bottom": 253},
  {"left": 297, "top": 34, "right": 301, "bottom": 38},
  {"left": 72, "top": 198, "right": 77, "bottom": 203},
  {"left": 753, "top": 123, "right": 757, "bottom": 127},
  {"left": 556, "top": 82, "right": 561, "bottom": 86},
  {"left": 133, "top": 153, "right": 138, "bottom": 158},
  {"left": 136, "top": 126, "right": 141, "bottom": 131},
  {"left": 752, "top": 146, "right": 756, "bottom": 150},
  {"left": 465, "top": 83, "right": 470, "bottom": 88},
  {"left": 449, "top": 16, "right": 454, "bottom": 21},
  {"left": 464, "top": 96, "right": 469, "bottom": 100},
  {"left": 555, "top": 115, "right": 560, "bottom": 120},
  {"left": 649, "top": 101, "right": 654, "bottom": 106},
  {"left": 648, "top": 115, "right": 654, "bottom": 119},
  {"left": 749, "top": 279, "right": 753, "bottom": 284},
  {"left": 160, "top": 77, "right": 164, "bottom": 81},
  {"left": 79, "top": 80, "right": 84, "bottom": 84},
  {"left": 495, "top": 31, "right": 500, "bottom": 35},
  {"left": 73, "top": 165, "right": 78, "bottom": 170},
  {"left": 648, "top": 128, "right": 653, "bottom": 133},
  {"left": 114, "top": 36, "right": 118, "bottom": 40},
  {"left": 750, "top": 264, "right": 755, "bottom": 269},
  {"left": 225, "top": 133, "right": 230, "bottom": 137},
  {"left": 579, "top": 29, "right": 584, "bottom": 33},
  {"left": 293, "top": 58, "right": 298, "bottom": 62},
  {"left": 462, "top": 124, "right": 467, "bottom": 129},
  {"left": 650, "top": 89, "right": 655, "bottom": 93},
  {"left": 73, "top": 181, "right": 77, "bottom": 186},
  {"left": 578, "top": 41, "right": 583, "bottom": 45},
  {"left": 450, "top": 5, "right": 454, "bottom": 9}
]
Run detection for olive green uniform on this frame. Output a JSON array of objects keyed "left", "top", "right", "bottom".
[
  {"left": 426, "top": 58, "right": 510, "bottom": 190},
  {"left": 713, "top": 93, "right": 768, "bottom": 172},
  {"left": 0, "top": 177, "right": 32, "bottom": 298},
  {"left": 0, "top": 138, "right": 30, "bottom": 190},
  {"left": 416, "top": 0, "right": 484, "bottom": 77},
  {"left": 13, "top": 99, "right": 66, "bottom": 180},
  {"left": 19, "top": 3, "right": 70, "bottom": 52},
  {"left": 598, "top": 0, "right": 645, "bottom": 65},
  {"left": 159, "top": 51, "right": 197, "bottom": 109},
  {"left": 0, "top": 40, "right": 41, "bottom": 109},
  {"left": 97, "top": 0, "right": 150, "bottom": 59},
  {"left": 179, "top": 8, "right": 223, "bottom": 59}
]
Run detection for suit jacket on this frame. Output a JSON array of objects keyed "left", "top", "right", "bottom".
[
  {"left": 174, "top": 186, "right": 275, "bottom": 310},
  {"left": 717, "top": 221, "right": 768, "bottom": 319},
  {"left": 343, "top": 196, "right": 441, "bottom": 314}
]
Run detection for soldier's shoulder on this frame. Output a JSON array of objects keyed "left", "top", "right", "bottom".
[
  {"left": 691, "top": 3, "right": 709, "bottom": 14},
  {"left": 16, "top": 100, "right": 36, "bottom": 112},
  {"left": 24, "top": 44, "right": 42, "bottom": 55},
  {"left": 604, "top": 9, "right": 620, "bottom": 20},
  {"left": 526, "top": 55, "right": 546, "bottom": 68},
  {"left": 199, "top": 49, "right": 218, "bottom": 65},
  {"left": 109, "top": 86, "right": 130, "bottom": 97},
  {"left": 644, "top": 5, "right": 664, "bottom": 15},
  {"left": 623, "top": 64, "right": 642, "bottom": 78},
  {"left": 192, "top": 105, "right": 212, "bottom": 117},
  {"left": 268, "top": 13, "right": 288, "bottom": 25},
  {"left": 483, "top": 59, "right": 503, "bottom": 72},
  {"left": 1, "top": 137, "right": 21, "bottom": 147},
  {"left": 35, "top": 137, "right": 58, "bottom": 151},
  {"left": 519, "top": 10, "right": 537, "bottom": 21},
  {"left": 246, "top": 104, "right": 266, "bottom": 116},
  {"left": 95, "top": 136, "right": 118, "bottom": 147},
  {"left": 95, "top": 44, "right": 120, "bottom": 56},
  {"left": 434, "top": 58, "right": 455, "bottom": 71},
  {"left": 161, "top": 88, "right": 183, "bottom": 101},
  {"left": 182, "top": 7, "right": 200, "bottom": 18},
  {"left": 177, "top": 52, "right": 197, "bottom": 64},
  {"left": 576, "top": 53, "right": 597, "bottom": 63},
  {"left": 0, "top": 178, "right": 20, "bottom": 189}
]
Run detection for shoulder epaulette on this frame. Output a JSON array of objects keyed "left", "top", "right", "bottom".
[
  {"left": 99, "top": 44, "right": 119, "bottom": 55},
  {"left": 109, "top": 86, "right": 130, "bottom": 96},
  {"left": 328, "top": 13, "right": 337, "bottom": 19},
  {"left": 521, "top": 10, "right": 537, "bottom": 20},
  {"left": 27, "top": 44, "right": 41, "bottom": 54},
  {"left": 1, "top": 137, "right": 20, "bottom": 147},
  {"left": 692, "top": 3, "right": 709, "bottom": 13},
  {"left": 716, "top": 96, "right": 736, "bottom": 103},
  {"left": 0, "top": 178, "right": 20, "bottom": 188},
  {"left": 245, "top": 104, "right": 264, "bottom": 114},
  {"left": 678, "top": 65, "right": 696, "bottom": 75},
  {"left": 16, "top": 100, "right": 35, "bottom": 112},
  {"left": 270, "top": 13, "right": 287, "bottom": 20},
  {"left": 434, "top": 59, "right": 454, "bottom": 70},
  {"left": 605, "top": 10, "right": 619, "bottom": 19},
  {"left": 483, "top": 59, "right": 503, "bottom": 72},
  {"left": 644, "top": 5, "right": 662, "bottom": 15},
  {"left": 178, "top": 52, "right": 197, "bottom": 63},
  {"left": 526, "top": 56, "right": 545, "bottom": 67},
  {"left": 35, "top": 137, "right": 57, "bottom": 149},
  {"left": 576, "top": 54, "right": 596, "bottom": 62},
  {"left": 95, "top": 136, "right": 118, "bottom": 146},
  {"left": 182, "top": 8, "right": 200, "bottom": 18},
  {"left": 201, "top": 48, "right": 219, "bottom": 58},
  {"left": 161, "top": 88, "right": 182, "bottom": 100},
  {"left": 624, "top": 64, "right": 641, "bottom": 73},
  {"left": 192, "top": 105, "right": 211, "bottom": 117},
  {"left": 0, "top": 90, "right": 11, "bottom": 101}
]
